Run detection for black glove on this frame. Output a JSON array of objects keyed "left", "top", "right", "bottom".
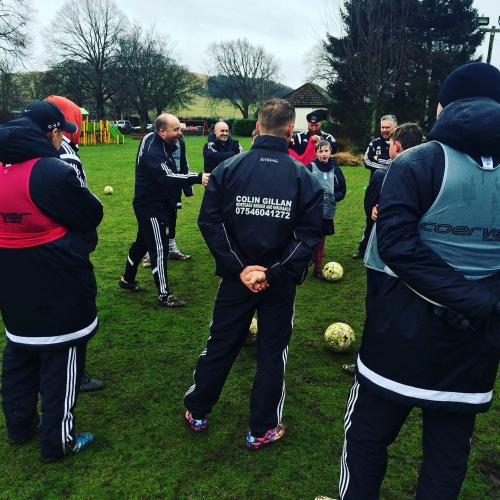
[{"left": 433, "top": 306, "right": 471, "bottom": 332}]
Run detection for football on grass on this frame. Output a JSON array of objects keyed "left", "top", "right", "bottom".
[
  {"left": 324, "top": 322, "right": 355, "bottom": 353},
  {"left": 323, "top": 262, "right": 343, "bottom": 281},
  {"left": 244, "top": 317, "right": 258, "bottom": 346},
  {"left": 104, "top": 186, "right": 113, "bottom": 194}
]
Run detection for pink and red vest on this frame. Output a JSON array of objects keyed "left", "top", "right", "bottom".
[{"left": 0, "top": 158, "right": 68, "bottom": 248}]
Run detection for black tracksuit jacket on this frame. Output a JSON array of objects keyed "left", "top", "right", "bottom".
[
  {"left": 133, "top": 132, "right": 202, "bottom": 215},
  {"left": 0, "top": 118, "right": 103, "bottom": 350},
  {"left": 358, "top": 97, "right": 500, "bottom": 414},
  {"left": 198, "top": 135, "right": 323, "bottom": 285},
  {"left": 202, "top": 132, "right": 243, "bottom": 173}
]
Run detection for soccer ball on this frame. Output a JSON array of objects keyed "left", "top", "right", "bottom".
[
  {"left": 244, "top": 317, "right": 258, "bottom": 346},
  {"left": 323, "top": 262, "right": 343, "bottom": 281},
  {"left": 324, "top": 322, "right": 355, "bottom": 353},
  {"left": 104, "top": 186, "right": 113, "bottom": 195}
]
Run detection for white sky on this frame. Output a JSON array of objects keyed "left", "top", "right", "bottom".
[{"left": 27, "top": 0, "right": 500, "bottom": 89}]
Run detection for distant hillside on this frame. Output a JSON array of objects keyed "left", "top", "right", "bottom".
[{"left": 179, "top": 96, "right": 249, "bottom": 119}]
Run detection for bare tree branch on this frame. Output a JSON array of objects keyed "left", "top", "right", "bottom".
[
  {"left": 206, "top": 38, "right": 281, "bottom": 118},
  {"left": 43, "top": 0, "right": 127, "bottom": 118},
  {"left": 0, "top": 0, "right": 33, "bottom": 71}
]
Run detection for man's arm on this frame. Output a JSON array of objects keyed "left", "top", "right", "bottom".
[
  {"left": 363, "top": 169, "right": 385, "bottom": 216},
  {"left": 147, "top": 148, "right": 206, "bottom": 189},
  {"left": 334, "top": 165, "right": 346, "bottom": 201},
  {"left": 264, "top": 172, "right": 323, "bottom": 285},
  {"left": 364, "top": 140, "right": 380, "bottom": 172},
  {"left": 203, "top": 142, "right": 238, "bottom": 173},
  {"left": 377, "top": 144, "right": 497, "bottom": 325},
  {"left": 30, "top": 158, "right": 103, "bottom": 233},
  {"left": 233, "top": 140, "right": 244, "bottom": 155},
  {"left": 198, "top": 170, "right": 247, "bottom": 276}
]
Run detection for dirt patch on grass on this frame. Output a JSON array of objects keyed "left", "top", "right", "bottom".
[{"left": 479, "top": 460, "right": 500, "bottom": 490}]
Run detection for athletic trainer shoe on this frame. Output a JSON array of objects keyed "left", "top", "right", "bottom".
[
  {"left": 119, "top": 277, "right": 146, "bottom": 292},
  {"left": 158, "top": 294, "right": 186, "bottom": 308},
  {"left": 185, "top": 410, "right": 207, "bottom": 432},
  {"left": 169, "top": 250, "right": 192, "bottom": 260},
  {"left": 80, "top": 372, "right": 105, "bottom": 392},
  {"left": 314, "top": 496, "right": 338, "bottom": 500},
  {"left": 342, "top": 364, "right": 356, "bottom": 377},
  {"left": 246, "top": 422, "right": 286, "bottom": 450},
  {"left": 313, "top": 267, "right": 325, "bottom": 280},
  {"left": 41, "top": 432, "right": 94, "bottom": 463}
]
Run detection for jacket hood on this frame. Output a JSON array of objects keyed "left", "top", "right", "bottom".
[
  {"left": 0, "top": 117, "right": 59, "bottom": 164},
  {"left": 427, "top": 97, "right": 500, "bottom": 156}
]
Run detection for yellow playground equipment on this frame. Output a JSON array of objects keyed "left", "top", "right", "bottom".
[{"left": 80, "top": 116, "right": 125, "bottom": 146}]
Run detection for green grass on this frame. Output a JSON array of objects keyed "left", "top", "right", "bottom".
[
  {"left": 0, "top": 137, "right": 499, "bottom": 499},
  {"left": 181, "top": 96, "right": 245, "bottom": 119}
]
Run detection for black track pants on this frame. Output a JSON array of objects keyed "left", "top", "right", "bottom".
[
  {"left": 2, "top": 341, "right": 87, "bottom": 460},
  {"left": 184, "top": 276, "right": 296, "bottom": 434},
  {"left": 339, "top": 378, "right": 475, "bottom": 500},
  {"left": 123, "top": 212, "right": 170, "bottom": 298}
]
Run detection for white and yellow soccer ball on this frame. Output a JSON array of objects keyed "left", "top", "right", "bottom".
[
  {"left": 244, "top": 317, "right": 258, "bottom": 346},
  {"left": 324, "top": 322, "right": 355, "bottom": 353},
  {"left": 104, "top": 186, "right": 113, "bottom": 195},
  {"left": 322, "top": 262, "right": 343, "bottom": 281}
]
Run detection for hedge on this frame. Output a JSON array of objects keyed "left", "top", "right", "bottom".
[{"left": 233, "top": 119, "right": 257, "bottom": 137}]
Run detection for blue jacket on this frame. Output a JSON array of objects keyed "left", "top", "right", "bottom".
[{"left": 198, "top": 135, "right": 323, "bottom": 285}]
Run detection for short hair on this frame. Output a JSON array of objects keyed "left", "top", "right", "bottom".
[
  {"left": 390, "top": 123, "right": 424, "bottom": 151},
  {"left": 155, "top": 114, "right": 168, "bottom": 132},
  {"left": 381, "top": 115, "right": 398, "bottom": 126},
  {"left": 314, "top": 139, "right": 332, "bottom": 152},
  {"left": 258, "top": 99, "right": 295, "bottom": 135},
  {"left": 251, "top": 129, "right": 259, "bottom": 139}
]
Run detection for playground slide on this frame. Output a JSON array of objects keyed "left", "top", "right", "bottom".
[{"left": 108, "top": 123, "right": 124, "bottom": 143}]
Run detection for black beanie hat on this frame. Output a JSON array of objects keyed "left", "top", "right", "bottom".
[{"left": 439, "top": 62, "right": 500, "bottom": 108}]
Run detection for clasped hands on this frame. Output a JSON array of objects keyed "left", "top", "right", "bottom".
[{"left": 240, "top": 265, "right": 269, "bottom": 293}]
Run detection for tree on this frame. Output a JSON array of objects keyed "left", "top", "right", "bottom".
[
  {"left": 398, "top": 0, "right": 484, "bottom": 131},
  {"left": 314, "top": 0, "right": 484, "bottom": 144},
  {"left": 0, "top": 0, "right": 32, "bottom": 72},
  {"left": 325, "top": 0, "right": 414, "bottom": 137},
  {"left": 206, "top": 38, "right": 281, "bottom": 118},
  {"left": 43, "top": 0, "right": 127, "bottom": 119},
  {"left": 114, "top": 25, "right": 203, "bottom": 130}
]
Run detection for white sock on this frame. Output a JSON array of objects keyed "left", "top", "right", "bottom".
[{"left": 169, "top": 238, "right": 177, "bottom": 253}]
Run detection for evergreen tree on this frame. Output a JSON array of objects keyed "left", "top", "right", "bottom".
[{"left": 323, "top": 0, "right": 484, "bottom": 144}]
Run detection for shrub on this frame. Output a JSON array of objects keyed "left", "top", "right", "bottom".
[
  {"left": 333, "top": 151, "right": 364, "bottom": 166},
  {"left": 233, "top": 119, "right": 257, "bottom": 137}
]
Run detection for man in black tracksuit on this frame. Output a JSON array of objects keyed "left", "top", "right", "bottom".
[
  {"left": 289, "top": 110, "right": 338, "bottom": 157},
  {"left": 0, "top": 100, "right": 103, "bottom": 462},
  {"left": 353, "top": 115, "right": 397, "bottom": 259},
  {"left": 202, "top": 121, "right": 244, "bottom": 173},
  {"left": 337, "top": 63, "right": 500, "bottom": 500},
  {"left": 120, "top": 113, "right": 209, "bottom": 307},
  {"left": 168, "top": 135, "right": 194, "bottom": 260},
  {"left": 184, "top": 99, "right": 323, "bottom": 449}
]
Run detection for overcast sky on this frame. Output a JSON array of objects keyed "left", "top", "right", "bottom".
[{"left": 28, "top": 0, "right": 499, "bottom": 89}]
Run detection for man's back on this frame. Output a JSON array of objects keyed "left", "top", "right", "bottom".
[{"left": 199, "top": 135, "right": 323, "bottom": 284}]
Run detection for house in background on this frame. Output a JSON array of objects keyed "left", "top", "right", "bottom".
[{"left": 282, "top": 83, "right": 332, "bottom": 131}]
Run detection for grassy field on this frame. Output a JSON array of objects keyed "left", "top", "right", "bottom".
[
  {"left": 180, "top": 97, "right": 245, "bottom": 119},
  {"left": 0, "top": 136, "right": 499, "bottom": 499}
]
